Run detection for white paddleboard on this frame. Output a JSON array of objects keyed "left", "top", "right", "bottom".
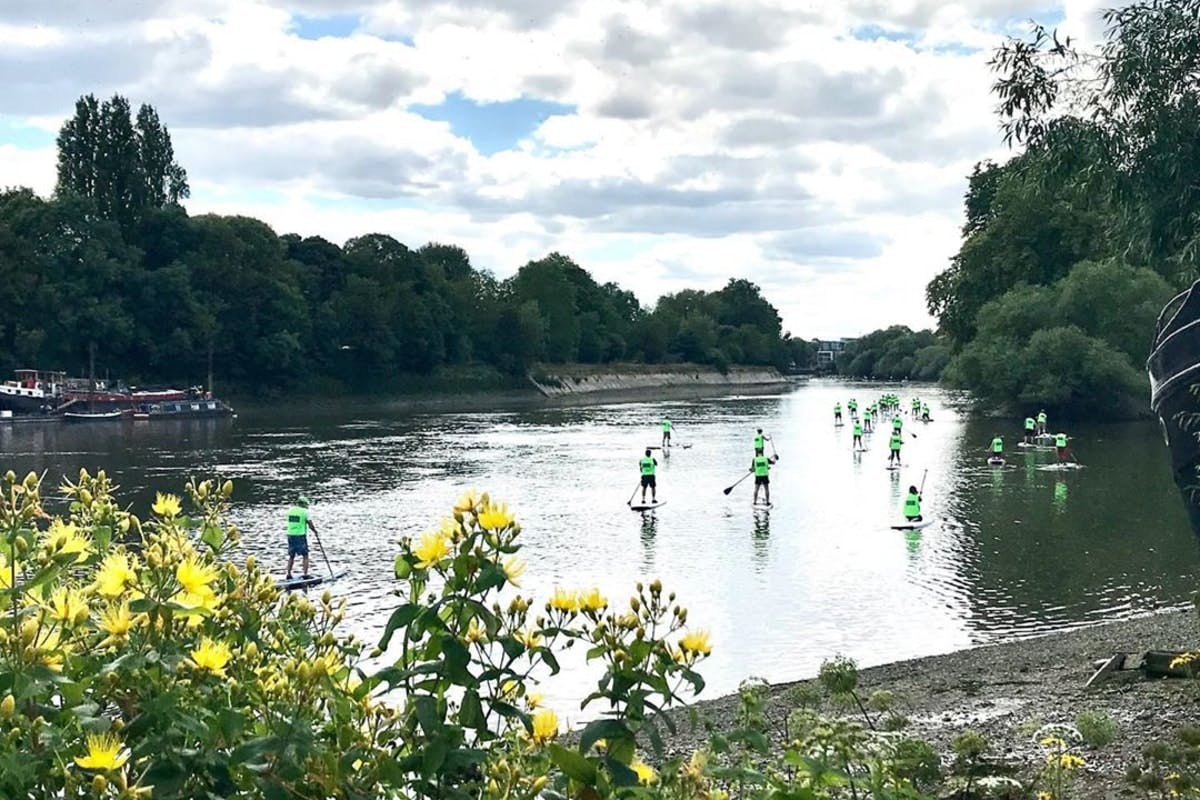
[
  {"left": 753, "top": 502, "right": 773, "bottom": 510},
  {"left": 278, "top": 571, "right": 347, "bottom": 591},
  {"left": 886, "top": 464, "right": 903, "bottom": 470},
  {"left": 1037, "top": 463, "right": 1085, "bottom": 471},
  {"left": 987, "top": 457, "right": 1006, "bottom": 466},
  {"left": 891, "top": 518, "right": 934, "bottom": 530},
  {"left": 630, "top": 501, "right": 667, "bottom": 511}
]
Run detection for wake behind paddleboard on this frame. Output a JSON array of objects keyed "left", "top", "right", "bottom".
[
  {"left": 278, "top": 571, "right": 347, "bottom": 591},
  {"left": 630, "top": 501, "right": 666, "bottom": 511},
  {"left": 891, "top": 518, "right": 934, "bottom": 531}
]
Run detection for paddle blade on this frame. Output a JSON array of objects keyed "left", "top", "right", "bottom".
[{"left": 722, "top": 486, "right": 734, "bottom": 495}]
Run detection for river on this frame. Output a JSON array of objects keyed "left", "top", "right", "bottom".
[{"left": 1, "top": 379, "right": 1194, "bottom": 725}]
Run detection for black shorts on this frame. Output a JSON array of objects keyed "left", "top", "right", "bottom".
[
  {"left": 641, "top": 475, "right": 656, "bottom": 487},
  {"left": 288, "top": 535, "right": 309, "bottom": 557},
  {"left": 755, "top": 475, "right": 768, "bottom": 486}
]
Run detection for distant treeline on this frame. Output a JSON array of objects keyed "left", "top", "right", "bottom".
[
  {"left": 925, "top": 1, "right": 1196, "bottom": 418},
  {"left": 0, "top": 95, "right": 812, "bottom": 394},
  {"left": 835, "top": 327, "right": 950, "bottom": 382}
]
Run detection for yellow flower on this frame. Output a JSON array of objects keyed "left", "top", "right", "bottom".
[
  {"left": 44, "top": 520, "right": 91, "bottom": 564},
  {"left": 47, "top": 586, "right": 90, "bottom": 626},
  {"left": 152, "top": 492, "right": 182, "bottom": 518},
  {"left": 632, "top": 759, "right": 657, "bottom": 785},
  {"left": 1054, "top": 753, "right": 1085, "bottom": 770},
  {"left": 549, "top": 587, "right": 579, "bottom": 613},
  {"left": 74, "top": 732, "right": 130, "bottom": 771},
  {"left": 515, "top": 629, "right": 542, "bottom": 649},
  {"left": 679, "top": 629, "right": 712, "bottom": 656},
  {"left": 502, "top": 556, "right": 526, "bottom": 587},
  {"left": 95, "top": 552, "right": 138, "bottom": 598},
  {"left": 176, "top": 556, "right": 218, "bottom": 596},
  {"left": 412, "top": 530, "right": 451, "bottom": 569},
  {"left": 99, "top": 603, "right": 135, "bottom": 639},
  {"left": 190, "top": 637, "right": 232, "bottom": 676},
  {"left": 530, "top": 709, "right": 558, "bottom": 742},
  {"left": 526, "top": 692, "right": 544, "bottom": 709},
  {"left": 579, "top": 587, "right": 607, "bottom": 612},
  {"left": 439, "top": 517, "right": 465, "bottom": 542},
  {"left": 477, "top": 501, "right": 515, "bottom": 531},
  {"left": 1036, "top": 793, "right": 1052, "bottom": 800},
  {"left": 1039, "top": 736, "right": 1066, "bottom": 749},
  {"left": 464, "top": 618, "right": 488, "bottom": 644},
  {"left": 454, "top": 489, "right": 480, "bottom": 513},
  {"left": 0, "top": 552, "right": 18, "bottom": 590}
]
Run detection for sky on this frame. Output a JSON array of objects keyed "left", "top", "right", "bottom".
[{"left": 0, "top": 1, "right": 1118, "bottom": 340}]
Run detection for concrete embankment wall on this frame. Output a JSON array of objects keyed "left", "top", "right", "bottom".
[{"left": 528, "top": 366, "right": 788, "bottom": 397}]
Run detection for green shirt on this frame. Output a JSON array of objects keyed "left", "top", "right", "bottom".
[
  {"left": 903, "top": 492, "right": 921, "bottom": 518},
  {"left": 889, "top": 434, "right": 902, "bottom": 451},
  {"left": 1055, "top": 433, "right": 1068, "bottom": 448},
  {"left": 661, "top": 420, "right": 672, "bottom": 432},
  {"left": 992, "top": 437, "right": 1003, "bottom": 453},
  {"left": 753, "top": 455, "right": 771, "bottom": 477},
  {"left": 286, "top": 506, "right": 308, "bottom": 537},
  {"left": 639, "top": 456, "right": 657, "bottom": 475},
  {"left": 1024, "top": 417, "right": 1035, "bottom": 430},
  {"left": 754, "top": 434, "right": 765, "bottom": 450}
]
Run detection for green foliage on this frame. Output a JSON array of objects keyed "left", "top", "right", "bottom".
[
  {"left": 942, "top": 259, "right": 1171, "bottom": 417},
  {"left": 1075, "top": 709, "right": 1117, "bottom": 748},
  {"left": 928, "top": 1, "right": 1200, "bottom": 419},
  {"left": 2, "top": 99, "right": 806, "bottom": 392},
  {"left": 837, "top": 327, "right": 949, "bottom": 381}
]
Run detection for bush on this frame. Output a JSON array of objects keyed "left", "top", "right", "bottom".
[{"left": 1076, "top": 709, "right": 1118, "bottom": 748}]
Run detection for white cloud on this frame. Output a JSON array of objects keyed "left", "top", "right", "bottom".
[{"left": 0, "top": 0, "right": 1094, "bottom": 338}]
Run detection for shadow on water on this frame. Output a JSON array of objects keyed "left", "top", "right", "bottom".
[{"left": 0, "top": 379, "right": 1196, "bottom": 711}]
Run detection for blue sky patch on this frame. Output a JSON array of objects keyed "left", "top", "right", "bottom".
[
  {"left": 850, "top": 24, "right": 920, "bottom": 45},
  {"left": 292, "top": 13, "right": 360, "bottom": 40},
  {"left": 0, "top": 117, "right": 54, "bottom": 150},
  {"left": 411, "top": 92, "right": 575, "bottom": 155}
]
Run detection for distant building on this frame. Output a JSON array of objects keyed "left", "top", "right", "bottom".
[{"left": 814, "top": 339, "right": 856, "bottom": 369}]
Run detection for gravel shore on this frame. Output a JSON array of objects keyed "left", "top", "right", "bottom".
[{"left": 664, "top": 609, "right": 1200, "bottom": 797}]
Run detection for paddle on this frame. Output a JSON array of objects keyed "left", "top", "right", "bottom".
[
  {"left": 769, "top": 436, "right": 779, "bottom": 460},
  {"left": 722, "top": 471, "right": 753, "bottom": 495},
  {"left": 308, "top": 522, "right": 336, "bottom": 580},
  {"left": 626, "top": 480, "right": 642, "bottom": 506}
]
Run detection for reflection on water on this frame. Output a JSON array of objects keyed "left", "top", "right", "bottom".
[{"left": 0, "top": 379, "right": 1194, "bottom": 715}]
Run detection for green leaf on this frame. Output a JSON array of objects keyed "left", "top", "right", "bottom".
[
  {"left": 414, "top": 695, "right": 440, "bottom": 735},
  {"left": 230, "top": 735, "right": 283, "bottom": 765},
  {"left": 547, "top": 743, "right": 597, "bottom": 784},
  {"left": 442, "top": 637, "right": 474, "bottom": 686},
  {"left": 459, "top": 689, "right": 484, "bottom": 731},
  {"left": 93, "top": 525, "right": 113, "bottom": 551},
  {"left": 579, "top": 718, "right": 630, "bottom": 755},
  {"left": 421, "top": 737, "right": 448, "bottom": 777},
  {"left": 605, "top": 755, "right": 640, "bottom": 787},
  {"left": 378, "top": 603, "right": 420, "bottom": 650},
  {"left": 200, "top": 523, "right": 224, "bottom": 553}
]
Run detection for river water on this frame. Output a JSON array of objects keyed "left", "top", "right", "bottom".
[{"left": 1, "top": 379, "right": 1195, "bottom": 724}]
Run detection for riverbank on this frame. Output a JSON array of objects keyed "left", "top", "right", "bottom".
[
  {"left": 665, "top": 608, "right": 1199, "bottom": 796},
  {"left": 529, "top": 364, "right": 788, "bottom": 398}
]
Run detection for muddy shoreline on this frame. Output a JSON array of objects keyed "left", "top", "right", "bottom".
[{"left": 663, "top": 608, "right": 1200, "bottom": 796}]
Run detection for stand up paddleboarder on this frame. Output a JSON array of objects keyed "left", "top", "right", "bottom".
[
  {"left": 285, "top": 496, "right": 319, "bottom": 580},
  {"left": 750, "top": 447, "right": 777, "bottom": 505},
  {"left": 639, "top": 448, "right": 659, "bottom": 504}
]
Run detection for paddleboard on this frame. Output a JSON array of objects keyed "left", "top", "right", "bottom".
[
  {"left": 891, "top": 518, "right": 934, "bottom": 531},
  {"left": 753, "top": 502, "right": 773, "bottom": 510},
  {"left": 278, "top": 571, "right": 347, "bottom": 591},
  {"left": 987, "top": 457, "right": 1006, "bottom": 466},
  {"left": 1037, "top": 463, "right": 1085, "bottom": 471},
  {"left": 886, "top": 464, "right": 903, "bottom": 470},
  {"left": 854, "top": 447, "right": 868, "bottom": 452},
  {"left": 630, "top": 501, "right": 666, "bottom": 511},
  {"left": 834, "top": 422, "right": 844, "bottom": 427}
]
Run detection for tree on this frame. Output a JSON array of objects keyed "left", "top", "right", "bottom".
[
  {"left": 55, "top": 94, "right": 188, "bottom": 233},
  {"left": 990, "top": 1, "right": 1200, "bottom": 279}
]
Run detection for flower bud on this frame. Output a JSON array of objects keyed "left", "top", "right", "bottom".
[
  {"left": 79, "top": 468, "right": 90, "bottom": 481},
  {"left": 197, "top": 481, "right": 209, "bottom": 499},
  {"left": 14, "top": 537, "right": 27, "bottom": 555},
  {"left": 78, "top": 489, "right": 92, "bottom": 507},
  {"left": 22, "top": 472, "right": 37, "bottom": 491},
  {"left": 4, "top": 471, "right": 14, "bottom": 484},
  {"left": 650, "top": 578, "right": 662, "bottom": 595},
  {"left": 245, "top": 641, "right": 259, "bottom": 660},
  {"left": 97, "top": 469, "right": 106, "bottom": 481},
  {"left": 0, "top": 694, "right": 14, "bottom": 719},
  {"left": 221, "top": 480, "right": 234, "bottom": 498},
  {"left": 91, "top": 775, "right": 108, "bottom": 794}
]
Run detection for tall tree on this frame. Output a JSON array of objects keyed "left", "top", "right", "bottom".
[{"left": 55, "top": 94, "right": 189, "bottom": 233}]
